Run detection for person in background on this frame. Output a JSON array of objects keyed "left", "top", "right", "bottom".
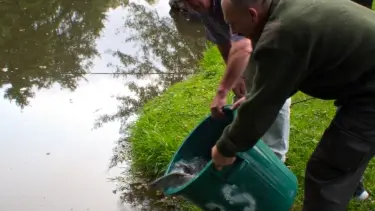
[
  {"left": 210, "top": 0, "right": 375, "bottom": 210},
  {"left": 181, "top": 0, "right": 291, "bottom": 165}
]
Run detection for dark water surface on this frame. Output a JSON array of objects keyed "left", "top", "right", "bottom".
[{"left": 0, "top": 0, "right": 206, "bottom": 210}]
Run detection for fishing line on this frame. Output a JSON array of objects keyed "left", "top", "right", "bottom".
[
  {"left": 7, "top": 70, "right": 319, "bottom": 106},
  {"left": 291, "top": 97, "right": 316, "bottom": 106},
  {"left": 87, "top": 72, "right": 189, "bottom": 75}
]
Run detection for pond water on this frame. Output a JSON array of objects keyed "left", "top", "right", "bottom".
[{"left": 0, "top": 0, "right": 206, "bottom": 210}]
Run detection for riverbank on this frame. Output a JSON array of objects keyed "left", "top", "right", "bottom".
[
  {"left": 128, "top": 46, "right": 223, "bottom": 178},
  {"left": 127, "top": 46, "right": 375, "bottom": 210}
]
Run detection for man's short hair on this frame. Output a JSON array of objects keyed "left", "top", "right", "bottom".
[{"left": 230, "top": 0, "right": 268, "bottom": 8}]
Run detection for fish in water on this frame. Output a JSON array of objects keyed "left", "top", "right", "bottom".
[{"left": 149, "top": 157, "right": 208, "bottom": 190}]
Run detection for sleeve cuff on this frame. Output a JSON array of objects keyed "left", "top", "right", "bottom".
[
  {"left": 215, "top": 126, "right": 237, "bottom": 157},
  {"left": 230, "top": 33, "right": 245, "bottom": 42}
]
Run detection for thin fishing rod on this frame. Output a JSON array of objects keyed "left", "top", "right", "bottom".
[{"left": 291, "top": 97, "right": 316, "bottom": 106}]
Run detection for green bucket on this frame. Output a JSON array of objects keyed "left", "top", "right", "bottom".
[{"left": 163, "top": 107, "right": 298, "bottom": 211}]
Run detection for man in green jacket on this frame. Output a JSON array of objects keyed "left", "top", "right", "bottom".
[{"left": 210, "top": 0, "right": 375, "bottom": 210}]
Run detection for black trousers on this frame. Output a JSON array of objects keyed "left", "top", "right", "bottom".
[
  {"left": 352, "top": 0, "right": 373, "bottom": 9},
  {"left": 303, "top": 104, "right": 375, "bottom": 211}
]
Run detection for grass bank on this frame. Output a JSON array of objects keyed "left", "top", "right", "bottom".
[
  {"left": 128, "top": 46, "right": 375, "bottom": 210},
  {"left": 128, "top": 46, "right": 225, "bottom": 178}
]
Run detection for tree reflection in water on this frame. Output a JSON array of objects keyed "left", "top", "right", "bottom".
[
  {"left": 96, "top": 2, "right": 206, "bottom": 168},
  {"left": 0, "top": 0, "right": 207, "bottom": 209},
  {"left": 0, "top": 0, "right": 124, "bottom": 107},
  {"left": 98, "top": 2, "right": 207, "bottom": 209}
]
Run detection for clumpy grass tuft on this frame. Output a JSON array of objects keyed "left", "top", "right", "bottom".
[{"left": 128, "top": 47, "right": 375, "bottom": 210}]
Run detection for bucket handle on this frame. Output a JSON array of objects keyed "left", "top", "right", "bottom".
[
  {"left": 222, "top": 104, "right": 236, "bottom": 113},
  {"left": 210, "top": 105, "right": 241, "bottom": 182},
  {"left": 211, "top": 154, "right": 245, "bottom": 182},
  {"left": 221, "top": 104, "right": 240, "bottom": 120}
]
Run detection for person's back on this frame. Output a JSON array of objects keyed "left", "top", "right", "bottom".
[{"left": 255, "top": 0, "right": 375, "bottom": 103}]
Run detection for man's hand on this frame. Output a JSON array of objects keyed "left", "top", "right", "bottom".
[
  {"left": 232, "top": 77, "right": 246, "bottom": 99},
  {"left": 210, "top": 89, "right": 228, "bottom": 119},
  {"left": 231, "top": 96, "right": 246, "bottom": 110},
  {"left": 211, "top": 145, "right": 236, "bottom": 170}
]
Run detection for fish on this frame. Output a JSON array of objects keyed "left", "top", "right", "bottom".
[
  {"left": 148, "top": 171, "right": 194, "bottom": 190},
  {"left": 174, "top": 158, "right": 208, "bottom": 174},
  {"left": 148, "top": 157, "right": 208, "bottom": 190}
]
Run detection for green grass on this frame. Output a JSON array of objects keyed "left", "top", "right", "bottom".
[
  {"left": 128, "top": 47, "right": 375, "bottom": 210},
  {"left": 128, "top": 46, "right": 226, "bottom": 178}
]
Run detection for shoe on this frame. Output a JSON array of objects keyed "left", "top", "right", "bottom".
[
  {"left": 354, "top": 190, "right": 369, "bottom": 201},
  {"left": 353, "top": 181, "right": 369, "bottom": 201}
]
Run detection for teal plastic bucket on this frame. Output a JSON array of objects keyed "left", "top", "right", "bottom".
[{"left": 163, "top": 107, "right": 298, "bottom": 211}]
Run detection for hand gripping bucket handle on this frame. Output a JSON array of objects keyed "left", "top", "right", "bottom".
[
  {"left": 210, "top": 154, "right": 245, "bottom": 183},
  {"left": 210, "top": 105, "right": 245, "bottom": 182}
]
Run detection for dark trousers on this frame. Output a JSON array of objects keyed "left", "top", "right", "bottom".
[
  {"left": 303, "top": 104, "right": 375, "bottom": 211},
  {"left": 352, "top": 0, "right": 373, "bottom": 9}
]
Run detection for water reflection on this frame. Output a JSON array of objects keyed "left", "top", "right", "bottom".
[
  {"left": 95, "top": 2, "right": 207, "bottom": 209},
  {"left": 0, "top": 1, "right": 132, "bottom": 211},
  {"left": 95, "top": 2, "right": 206, "bottom": 167},
  {"left": 0, "top": 0, "right": 126, "bottom": 107},
  {"left": 98, "top": 2, "right": 206, "bottom": 132},
  {"left": 0, "top": 0, "right": 206, "bottom": 209}
]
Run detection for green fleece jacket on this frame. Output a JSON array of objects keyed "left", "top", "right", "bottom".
[{"left": 216, "top": 0, "right": 375, "bottom": 157}]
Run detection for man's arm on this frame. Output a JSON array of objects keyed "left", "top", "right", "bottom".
[
  {"left": 217, "top": 42, "right": 231, "bottom": 63},
  {"left": 216, "top": 37, "right": 252, "bottom": 97},
  {"left": 215, "top": 47, "right": 305, "bottom": 157}
]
